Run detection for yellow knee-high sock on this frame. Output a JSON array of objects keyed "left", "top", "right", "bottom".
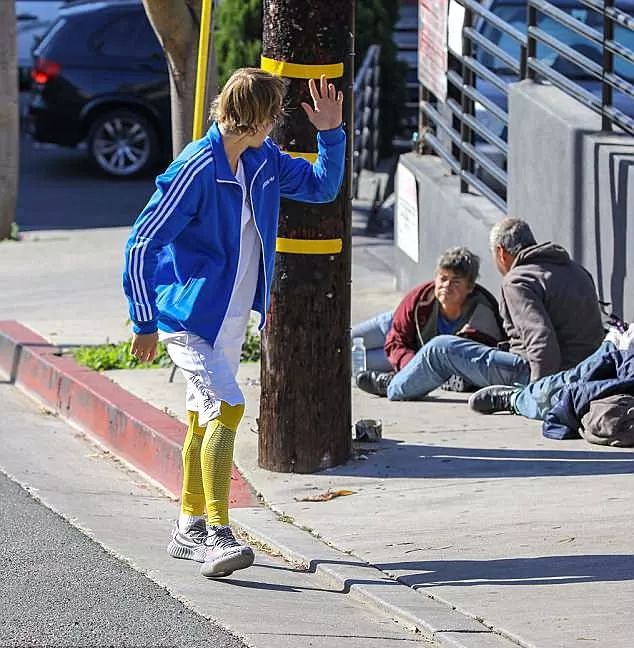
[
  {"left": 201, "top": 402, "right": 244, "bottom": 526},
  {"left": 180, "top": 411, "right": 207, "bottom": 516}
]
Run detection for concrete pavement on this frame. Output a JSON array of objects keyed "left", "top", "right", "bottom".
[
  {"left": 0, "top": 383, "right": 425, "bottom": 648},
  {"left": 1, "top": 201, "right": 634, "bottom": 647}
]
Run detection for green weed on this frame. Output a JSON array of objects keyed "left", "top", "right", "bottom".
[{"left": 73, "top": 325, "right": 261, "bottom": 371}]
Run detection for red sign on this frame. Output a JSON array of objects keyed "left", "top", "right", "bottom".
[{"left": 418, "top": 0, "right": 448, "bottom": 101}]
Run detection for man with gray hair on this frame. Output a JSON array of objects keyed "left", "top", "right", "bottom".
[
  {"left": 490, "top": 217, "right": 603, "bottom": 381},
  {"left": 468, "top": 217, "right": 605, "bottom": 412},
  {"left": 357, "top": 218, "right": 604, "bottom": 401}
]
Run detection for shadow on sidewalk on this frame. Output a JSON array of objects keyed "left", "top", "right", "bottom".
[
  {"left": 376, "top": 554, "right": 634, "bottom": 587},
  {"left": 331, "top": 441, "right": 634, "bottom": 479}
]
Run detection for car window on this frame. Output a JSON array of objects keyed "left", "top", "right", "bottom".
[
  {"left": 93, "top": 11, "right": 162, "bottom": 59},
  {"left": 33, "top": 15, "right": 92, "bottom": 60}
]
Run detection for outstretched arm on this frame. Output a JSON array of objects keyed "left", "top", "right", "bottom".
[{"left": 276, "top": 75, "right": 346, "bottom": 202}]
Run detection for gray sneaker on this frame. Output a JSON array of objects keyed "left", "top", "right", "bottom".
[
  {"left": 166, "top": 518, "right": 208, "bottom": 563},
  {"left": 200, "top": 525, "right": 255, "bottom": 578},
  {"left": 440, "top": 374, "right": 477, "bottom": 393}
]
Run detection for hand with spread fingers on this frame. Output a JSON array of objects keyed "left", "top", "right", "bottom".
[
  {"left": 130, "top": 332, "right": 159, "bottom": 363},
  {"left": 301, "top": 74, "right": 344, "bottom": 131}
]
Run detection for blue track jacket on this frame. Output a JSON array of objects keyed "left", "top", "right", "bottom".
[{"left": 123, "top": 122, "right": 346, "bottom": 344}]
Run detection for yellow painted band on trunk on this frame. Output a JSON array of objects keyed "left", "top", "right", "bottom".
[
  {"left": 261, "top": 56, "right": 344, "bottom": 79},
  {"left": 276, "top": 238, "right": 343, "bottom": 254},
  {"left": 287, "top": 151, "right": 318, "bottom": 163},
  {"left": 193, "top": 0, "right": 214, "bottom": 139}
]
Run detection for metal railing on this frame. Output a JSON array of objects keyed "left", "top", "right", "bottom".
[
  {"left": 419, "top": 0, "right": 527, "bottom": 212},
  {"left": 417, "top": 0, "right": 634, "bottom": 213},
  {"left": 352, "top": 44, "right": 381, "bottom": 198},
  {"left": 526, "top": 0, "right": 634, "bottom": 133}
]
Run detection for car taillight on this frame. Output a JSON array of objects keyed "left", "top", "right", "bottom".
[{"left": 31, "top": 58, "right": 61, "bottom": 85}]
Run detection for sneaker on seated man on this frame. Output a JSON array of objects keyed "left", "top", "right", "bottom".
[
  {"left": 356, "top": 219, "right": 605, "bottom": 401},
  {"left": 353, "top": 246, "right": 505, "bottom": 398}
]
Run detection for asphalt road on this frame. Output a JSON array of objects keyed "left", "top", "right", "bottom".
[
  {"left": 16, "top": 94, "right": 155, "bottom": 231},
  {"left": 0, "top": 470, "right": 247, "bottom": 648}
]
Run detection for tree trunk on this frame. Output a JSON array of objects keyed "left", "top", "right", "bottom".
[
  {"left": 259, "top": 0, "right": 354, "bottom": 473},
  {"left": 143, "top": 0, "right": 218, "bottom": 156},
  {"left": 0, "top": 0, "right": 19, "bottom": 240}
]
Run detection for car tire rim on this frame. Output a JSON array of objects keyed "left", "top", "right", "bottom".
[{"left": 92, "top": 116, "right": 151, "bottom": 175}]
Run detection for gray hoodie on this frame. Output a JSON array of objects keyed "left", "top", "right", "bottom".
[{"left": 499, "top": 242, "right": 604, "bottom": 381}]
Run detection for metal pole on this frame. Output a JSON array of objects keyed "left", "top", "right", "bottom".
[
  {"left": 602, "top": 0, "right": 615, "bottom": 131},
  {"left": 526, "top": 1, "right": 537, "bottom": 81},
  {"left": 460, "top": 6, "right": 474, "bottom": 193},
  {"left": 192, "top": 0, "right": 213, "bottom": 139}
]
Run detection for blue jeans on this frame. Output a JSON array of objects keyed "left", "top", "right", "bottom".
[
  {"left": 351, "top": 310, "right": 393, "bottom": 372},
  {"left": 513, "top": 341, "right": 614, "bottom": 420},
  {"left": 387, "top": 335, "right": 531, "bottom": 401}
]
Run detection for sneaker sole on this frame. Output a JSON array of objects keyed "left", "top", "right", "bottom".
[
  {"left": 167, "top": 539, "right": 206, "bottom": 563},
  {"left": 200, "top": 548, "right": 255, "bottom": 578},
  {"left": 441, "top": 375, "right": 477, "bottom": 393}
]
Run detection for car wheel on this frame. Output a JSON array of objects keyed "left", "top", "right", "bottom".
[{"left": 88, "top": 110, "right": 158, "bottom": 177}]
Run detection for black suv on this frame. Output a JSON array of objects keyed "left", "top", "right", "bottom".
[{"left": 28, "top": 0, "right": 170, "bottom": 177}]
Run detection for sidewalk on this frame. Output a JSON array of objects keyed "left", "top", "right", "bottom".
[{"left": 2, "top": 201, "right": 633, "bottom": 648}]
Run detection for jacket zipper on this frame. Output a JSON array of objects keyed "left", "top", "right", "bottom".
[
  {"left": 215, "top": 177, "right": 243, "bottom": 347},
  {"left": 249, "top": 159, "right": 268, "bottom": 330}
]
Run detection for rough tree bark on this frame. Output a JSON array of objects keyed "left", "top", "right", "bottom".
[
  {"left": 0, "top": 0, "right": 19, "bottom": 240},
  {"left": 259, "top": 0, "right": 354, "bottom": 472},
  {"left": 142, "top": 0, "right": 217, "bottom": 155}
]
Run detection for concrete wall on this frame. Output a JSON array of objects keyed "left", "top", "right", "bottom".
[
  {"left": 508, "top": 80, "right": 634, "bottom": 321},
  {"left": 394, "top": 153, "right": 504, "bottom": 294}
]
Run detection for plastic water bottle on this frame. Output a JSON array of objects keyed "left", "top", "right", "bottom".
[{"left": 351, "top": 337, "right": 367, "bottom": 380}]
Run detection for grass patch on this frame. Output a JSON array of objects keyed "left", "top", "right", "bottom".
[
  {"left": 73, "top": 325, "right": 261, "bottom": 371},
  {"left": 73, "top": 340, "right": 172, "bottom": 371}
]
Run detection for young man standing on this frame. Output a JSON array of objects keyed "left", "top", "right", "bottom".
[{"left": 123, "top": 68, "right": 345, "bottom": 578}]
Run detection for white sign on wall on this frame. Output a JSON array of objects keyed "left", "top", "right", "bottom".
[
  {"left": 396, "top": 164, "right": 419, "bottom": 263},
  {"left": 448, "top": 0, "right": 466, "bottom": 56}
]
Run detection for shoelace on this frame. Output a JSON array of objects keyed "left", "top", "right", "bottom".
[
  {"left": 184, "top": 519, "right": 208, "bottom": 544},
  {"left": 205, "top": 525, "right": 240, "bottom": 549},
  {"left": 376, "top": 372, "right": 393, "bottom": 390}
]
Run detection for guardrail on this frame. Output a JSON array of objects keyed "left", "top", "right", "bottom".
[
  {"left": 417, "top": 0, "right": 634, "bottom": 214},
  {"left": 352, "top": 44, "right": 381, "bottom": 198},
  {"left": 419, "top": 0, "right": 527, "bottom": 212},
  {"left": 525, "top": 0, "right": 634, "bottom": 134}
]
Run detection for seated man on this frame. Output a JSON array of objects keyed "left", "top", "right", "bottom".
[
  {"left": 357, "top": 218, "right": 605, "bottom": 400},
  {"left": 354, "top": 246, "right": 505, "bottom": 397}
]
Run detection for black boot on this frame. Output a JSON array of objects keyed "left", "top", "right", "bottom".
[
  {"left": 356, "top": 370, "right": 394, "bottom": 397},
  {"left": 468, "top": 385, "right": 518, "bottom": 414}
]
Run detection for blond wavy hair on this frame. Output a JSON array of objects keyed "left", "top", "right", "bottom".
[{"left": 209, "top": 68, "right": 286, "bottom": 135}]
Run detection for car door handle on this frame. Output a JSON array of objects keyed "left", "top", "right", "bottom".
[{"left": 17, "top": 13, "right": 38, "bottom": 20}]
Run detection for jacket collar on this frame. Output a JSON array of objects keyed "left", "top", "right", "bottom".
[{"left": 206, "top": 122, "right": 268, "bottom": 183}]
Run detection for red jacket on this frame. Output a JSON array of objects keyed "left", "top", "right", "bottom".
[{"left": 384, "top": 281, "right": 505, "bottom": 371}]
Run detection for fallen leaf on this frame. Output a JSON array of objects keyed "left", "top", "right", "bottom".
[{"left": 295, "top": 489, "right": 356, "bottom": 502}]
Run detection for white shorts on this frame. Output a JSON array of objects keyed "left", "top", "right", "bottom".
[{"left": 160, "top": 323, "right": 246, "bottom": 425}]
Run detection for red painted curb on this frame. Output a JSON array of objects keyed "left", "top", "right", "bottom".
[{"left": 0, "top": 321, "right": 257, "bottom": 508}]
